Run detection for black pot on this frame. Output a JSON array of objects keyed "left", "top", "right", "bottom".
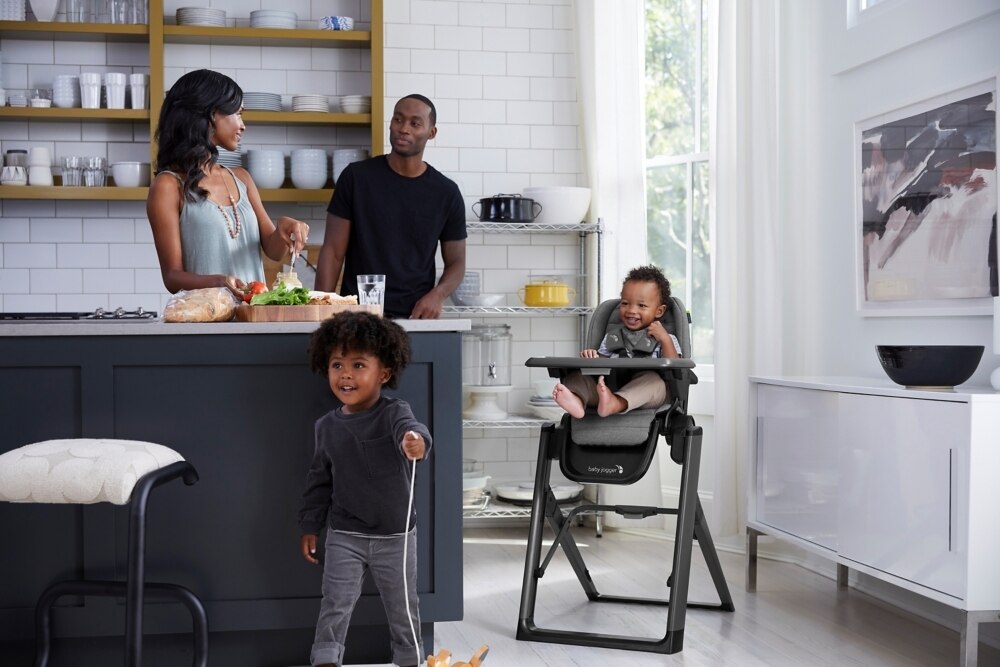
[{"left": 472, "top": 194, "right": 542, "bottom": 222}]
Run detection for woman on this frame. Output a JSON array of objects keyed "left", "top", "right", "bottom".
[{"left": 147, "top": 69, "right": 309, "bottom": 294}]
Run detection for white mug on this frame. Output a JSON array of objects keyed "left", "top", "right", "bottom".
[
  {"left": 27, "top": 165, "right": 53, "bottom": 186},
  {"left": 28, "top": 146, "right": 52, "bottom": 167}
]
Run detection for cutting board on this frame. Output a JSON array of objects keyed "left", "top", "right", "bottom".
[{"left": 234, "top": 303, "right": 379, "bottom": 322}]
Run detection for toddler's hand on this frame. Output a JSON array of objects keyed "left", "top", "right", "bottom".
[
  {"left": 581, "top": 348, "right": 600, "bottom": 358},
  {"left": 402, "top": 430, "right": 425, "bottom": 461},
  {"left": 300, "top": 534, "right": 319, "bottom": 565}
]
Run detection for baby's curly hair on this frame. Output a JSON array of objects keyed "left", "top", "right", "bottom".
[
  {"left": 308, "top": 312, "right": 411, "bottom": 389},
  {"left": 624, "top": 265, "right": 672, "bottom": 305}
]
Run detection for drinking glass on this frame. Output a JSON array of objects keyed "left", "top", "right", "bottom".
[{"left": 356, "top": 274, "right": 386, "bottom": 315}]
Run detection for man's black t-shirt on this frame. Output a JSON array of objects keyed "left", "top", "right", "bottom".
[{"left": 327, "top": 155, "right": 466, "bottom": 318}]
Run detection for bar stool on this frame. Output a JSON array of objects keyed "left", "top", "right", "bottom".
[{"left": 0, "top": 438, "right": 208, "bottom": 667}]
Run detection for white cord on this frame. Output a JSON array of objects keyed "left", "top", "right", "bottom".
[{"left": 403, "top": 451, "right": 420, "bottom": 665}]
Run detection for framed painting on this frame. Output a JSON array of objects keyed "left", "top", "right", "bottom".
[{"left": 855, "top": 79, "right": 997, "bottom": 316}]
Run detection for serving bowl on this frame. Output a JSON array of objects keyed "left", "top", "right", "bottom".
[
  {"left": 876, "top": 345, "right": 984, "bottom": 389},
  {"left": 522, "top": 186, "right": 591, "bottom": 225},
  {"left": 111, "top": 161, "right": 150, "bottom": 187},
  {"left": 452, "top": 292, "right": 504, "bottom": 307}
]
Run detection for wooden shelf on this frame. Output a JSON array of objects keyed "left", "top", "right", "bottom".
[
  {"left": 0, "top": 108, "right": 149, "bottom": 121},
  {"left": 0, "top": 185, "right": 333, "bottom": 203},
  {"left": 243, "top": 111, "right": 370, "bottom": 125},
  {"left": 162, "top": 25, "right": 370, "bottom": 47},
  {"left": 0, "top": 20, "right": 147, "bottom": 41},
  {"left": 0, "top": 185, "right": 148, "bottom": 200}
]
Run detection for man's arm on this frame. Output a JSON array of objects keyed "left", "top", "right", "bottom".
[
  {"left": 314, "top": 213, "right": 351, "bottom": 292},
  {"left": 409, "top": 238, "right": 466, "bottom": 319}
]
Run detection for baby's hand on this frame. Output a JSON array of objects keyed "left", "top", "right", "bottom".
[
  {"left": 402, "top": 430, "right": 425, "bottom": 461},
  {"left": 581, "top": 348, "right": 600, "bottom": 359}
]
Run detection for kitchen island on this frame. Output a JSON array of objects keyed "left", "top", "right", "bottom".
[{"left": 0, "top": 318, "right": 468, "bottom": 666}]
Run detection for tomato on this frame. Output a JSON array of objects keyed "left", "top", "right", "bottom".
[{"left": 243, "top": 281, "right": 268, "bottom": 303}]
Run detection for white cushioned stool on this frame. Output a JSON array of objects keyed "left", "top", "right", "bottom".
[{"left": 0, "top": 439, "right": 208, "bottom": 667}]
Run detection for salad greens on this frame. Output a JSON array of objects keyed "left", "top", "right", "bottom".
[{"left": 249, "top": 283, "right": 310, "bottom": 306}]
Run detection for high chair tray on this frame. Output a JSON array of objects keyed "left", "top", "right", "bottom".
[{"left": 526, "top": 357, "right": 695, "bottom": 375}]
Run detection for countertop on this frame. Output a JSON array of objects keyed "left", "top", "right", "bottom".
[
  {"left": 0, "top": 318, "right": 472, "bottom": 336},
  {"left": 749, "top": 374, "right": 1000, "bottom": 400}
]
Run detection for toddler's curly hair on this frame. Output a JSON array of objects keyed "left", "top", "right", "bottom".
[
  {"left": 624, "top": 265, "right": 672, "bottom": 305},
  {"left": 308, "top": 312, "right": 410, "bottom": 389}
]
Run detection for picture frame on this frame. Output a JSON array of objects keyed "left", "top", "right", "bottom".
[{"left": 855, "top": 78, "right": 998, "bottom": 317}]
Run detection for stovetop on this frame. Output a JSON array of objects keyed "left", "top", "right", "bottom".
[{"left": 0, "top": 307, "right": 158, "bottom": 321}]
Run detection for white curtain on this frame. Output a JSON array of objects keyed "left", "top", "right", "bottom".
[
  {"left": 575, "top": 1, "right": 668, "bottom": 528},
  {"left": 574, "top": 0, "right": 647, "bottom": 303},
  {"left": 711, "top": 0, "right": 784, "bottom": 536}
]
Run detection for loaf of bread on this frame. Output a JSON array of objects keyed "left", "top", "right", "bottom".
[{"left": 163, "top": 287, "right": 240, "bottom": 323}]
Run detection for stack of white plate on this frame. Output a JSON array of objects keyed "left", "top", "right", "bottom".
[
  {"left": 249, "top": 9, "right": 296, "bottom": 29},
  {"left": 7, "top": 90, "right": 27, "bottom": 107},
  {"left": 52, "top": 75, "right": 81, "bottom": 108},
  {"left": 216, "top": 147, "right": 243, "bottom": 169},
  {"left": 291, "top": 94, "right": 329, "bottom": 113},
  {"left": 290, "top": 148, "right": 328, "bottom": 189},
  {"left": 247, "top": 149, "right": 285, "bottom": 189},
  {"left": 339, "top": 94, "right": 371, "bottom": 114},
  {"left": 526, "top": 393, "right": 564, "bottom": 421},
  {"left": 331, "top": 148, "right": 368, "bottom": 184},
  {"left": 243, "top": 91, "right": 282, "bottom": 111},
  {"left": 176, "top": 6, "right": 226, "bottom": 27}
]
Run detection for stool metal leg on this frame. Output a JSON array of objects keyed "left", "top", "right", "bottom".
[{"left": 34, "top": 460, "right": 204, "bottom": 667}]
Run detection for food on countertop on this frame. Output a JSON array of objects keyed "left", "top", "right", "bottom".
[
  {"left": 249, "top": 283, "right": 311, "bottom": 306},
  {"left": 307, "top": 291, "right": 358, "bottom": 305},
  {"left": 163, "top": 287, "right": 240, "bottom": 322},
  {"left": 241, "top": 280, "right": 268, "bottom": 303}
]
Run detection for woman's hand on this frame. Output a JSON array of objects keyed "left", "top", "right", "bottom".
[
  {"left": 300, "top": 534, "right": 319, "bottom": 565},
  {"left": 276, "top": 216, "right": 310, "bottom": 256},
  {"left": 222, "top": 275, "right": 247, "bottom": 299}
]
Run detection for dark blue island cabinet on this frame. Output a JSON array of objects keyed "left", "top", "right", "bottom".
[{"left": 0, "top": 321, "right": 465, "bottom": 666}]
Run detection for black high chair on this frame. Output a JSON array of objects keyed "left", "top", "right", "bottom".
[{"left": 516, "top": 296, "right": 734, "bottom": 655}]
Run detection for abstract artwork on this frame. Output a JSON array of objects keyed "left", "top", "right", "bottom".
[{"left": 857, "top": 81, "right": 997, "bottom": 315}]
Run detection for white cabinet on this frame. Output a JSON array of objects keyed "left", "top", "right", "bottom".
[
  {"left": 755, "top": 384, "right": 839, "bottom": 551},
  {"left": 838, "top": 392, "right": 968, "bottom": 599},
  {"left": 747, "top": 377, "right": 1000, "bottom": 666}
]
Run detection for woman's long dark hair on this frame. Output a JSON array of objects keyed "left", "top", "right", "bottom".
[{"left": 154, "top": 69, "right": 242, "bottom": 202}]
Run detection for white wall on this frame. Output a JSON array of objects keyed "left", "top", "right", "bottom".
[{"left": 777, "top": 1, "right": 1000, "bottom": 385}]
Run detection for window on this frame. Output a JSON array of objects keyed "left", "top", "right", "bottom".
[{"left": 644, "top": 0, "right": 713, "bottom": 363}]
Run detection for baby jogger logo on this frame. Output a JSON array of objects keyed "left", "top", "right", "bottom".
[{"left": 586, "top": 464, "right": 624, "bottom": 476}]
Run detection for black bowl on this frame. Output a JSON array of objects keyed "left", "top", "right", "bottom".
[{"left": 876, "top": 345, "right": 984, "bottom": 388}]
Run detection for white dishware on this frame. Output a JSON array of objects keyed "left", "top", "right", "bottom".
[
  {"left": 0, "top": 165, "right": 28, "bottom": 186},
  {"left": 27, "top": 165, "right": 53, "bottom": 186},
  {"left": 331, "top": 148, "right": 368, "bottom": 184},
  {"left": 28, "top": 0, "right": 59, "bottom": 21},
  {"left": 28, "top": 146, "right": 51, "bottom": 167},
  {"left": 522, "top": 186, "right": 592, "bottom": 225},
  {"left": 104, "top": 72, "right": 126, "bottom": 109},
  {"left": 247, "top": 149, "right": 285, "bottom": 189},
  {"left": 110, "top": 161, "right": 150, "bottom": 187},
  {"left": 128, "top": 73, "right": 148, "bottom": 109},
  {"left": 80, "top": 72, "right": 101, "bottom": 109}
]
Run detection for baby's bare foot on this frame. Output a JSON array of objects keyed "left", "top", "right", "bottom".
[
  {"left": 596, "top": 376, "right": 627, "bottom": 417},
  {"left": 552, "top": 383, "right": 585, "bottom": 419}
]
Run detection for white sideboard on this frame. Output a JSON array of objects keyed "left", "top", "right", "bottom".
[{"left": 746, "top": 376, "right": 1000, "bottom": 667}]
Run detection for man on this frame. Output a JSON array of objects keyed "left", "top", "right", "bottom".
[{"left": 315, "top": 94, "right": 466, "bottom": 319}]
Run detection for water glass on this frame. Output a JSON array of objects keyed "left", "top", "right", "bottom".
[
  {"left": 83, "top": 156, "right": 107, "bottom": 187},
  {"left": 80, "top": 72, "right": 102, "bottom": 109},
  {"left": 66, "top": 0, "right": 93, "bottom": 22},
  {"left": 61, "top": 156, "right": 83, "bottom": 186},
  {"left": 109, "top": 0, "right": 130, "bottom": 24},
  {"left": 105, "top": 72, "right": 126, "bottom": 109},
  {"left": 128, "top": 72, "right": 147, "bottom": 109},
  {"left": 356, "top": 274, "right": 386, "bottom": 315}
]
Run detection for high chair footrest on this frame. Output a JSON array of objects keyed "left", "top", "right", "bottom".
[{"left": 613, "top": 504, "right": 661, "bottom": 519}]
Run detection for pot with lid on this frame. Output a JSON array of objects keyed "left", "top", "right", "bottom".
[
  {"left": 518, "top": 275, "right": 576, "bottom": 308},
  {"left": 472, "top": 193, "right": 542, "bottom": 223}
]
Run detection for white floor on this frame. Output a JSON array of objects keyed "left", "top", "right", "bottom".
[{"left": 326, "top": 525, "right": 998, "bottom": 666}]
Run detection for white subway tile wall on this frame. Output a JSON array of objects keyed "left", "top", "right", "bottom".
[{"left": 1, "top": 0, "right": 584, "bottom": 486}]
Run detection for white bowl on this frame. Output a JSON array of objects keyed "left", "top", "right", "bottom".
[
  {"left": 111, "top": 161, "right": 150, "bottom": 187},
  {"left": 452, "top": 292, "right": 504, "bottom": 307},
  {"left": 525, "top": 403, "right": 566, "bottom": 421},
  {"left": 522, "top": 186, "right": 592, "bottom": 225}
]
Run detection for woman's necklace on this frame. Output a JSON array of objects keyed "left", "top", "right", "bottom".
[{"left": 216, "top": 166, "right": 242, "bottom": 239}]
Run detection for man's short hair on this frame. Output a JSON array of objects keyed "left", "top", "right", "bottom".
[{"left": 400, "top": 93, "right": 437, "bottom": 127}]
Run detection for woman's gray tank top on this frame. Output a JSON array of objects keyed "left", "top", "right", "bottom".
[{"left": 166, "top": 167, "right": 265, "bottom": 283}]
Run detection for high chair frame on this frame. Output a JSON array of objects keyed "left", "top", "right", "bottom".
[{"left": 515, "top": 297, "right": 734, "bottom": 654}]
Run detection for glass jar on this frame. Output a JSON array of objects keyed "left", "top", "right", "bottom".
[
  {"left": 273, "top": 271, "right": 302, "bottom": 290},
  {"left": 461, "top": 324, "right": 512, "bottom": 387}
]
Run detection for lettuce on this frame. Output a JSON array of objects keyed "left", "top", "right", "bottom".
[{"left": 250, "top": 283, "right": 311, "bottom": 306}]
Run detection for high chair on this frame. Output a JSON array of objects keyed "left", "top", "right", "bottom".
[{"left": 517, "top": 297, "right": 734, "bottom": 654}]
